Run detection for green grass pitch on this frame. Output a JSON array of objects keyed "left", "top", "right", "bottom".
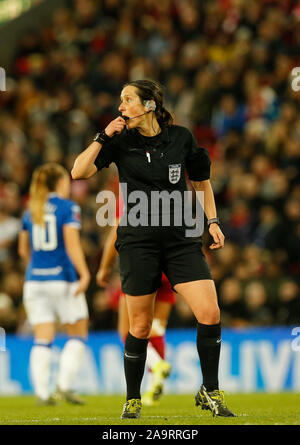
[{"left": 0, "top": 393, "right": 300, "bottom": 425}]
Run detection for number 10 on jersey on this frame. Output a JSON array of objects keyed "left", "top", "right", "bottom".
[{"left": 32, "top": 214, "right": 58, "bottom": 251}]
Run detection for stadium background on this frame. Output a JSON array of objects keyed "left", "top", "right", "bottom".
[{"left": 0, "top": 0, "right": 299, "bottom": 395}]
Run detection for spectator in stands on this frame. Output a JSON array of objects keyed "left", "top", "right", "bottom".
[
  {"left": 0, "top": 204, "right": 21, "bottom": 262},
  {"left": 219, "top": 277, "right": 248, "bottom": 327},
  {"left": 0, "top": 292, "right": 18, "bottom": 333},
  {"left": 275, "top": 280, "right": 300, "bottom": 326},
  {"left": 244, "top": 281, "right": 273, "bottom": 326}
]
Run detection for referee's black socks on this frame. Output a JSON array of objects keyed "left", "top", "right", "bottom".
[
  {"left": 124, "top": 332, "right": 149, "bottom": 400},
  {"left": 196, "top": 322, "right": 221, "bottom": 392}
]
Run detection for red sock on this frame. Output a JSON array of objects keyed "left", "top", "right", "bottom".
[{"left": 149, "top": 336, "right": 165, "bottom": 359}]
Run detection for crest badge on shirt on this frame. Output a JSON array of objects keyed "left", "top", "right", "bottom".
[{"left": 169, "top": 164, "right": 181, "bottom": 184}]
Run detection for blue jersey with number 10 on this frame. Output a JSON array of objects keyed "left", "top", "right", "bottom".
[{"left": 21, "top": 193, "right": 81, "bottom": 282}]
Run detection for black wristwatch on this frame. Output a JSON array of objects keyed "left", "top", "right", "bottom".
[
  {"left": 207, "top": 217, "right": 220, "bottom": 227},
  {"left": 93, "top": 130, "right": 111, "bottom": 144}
]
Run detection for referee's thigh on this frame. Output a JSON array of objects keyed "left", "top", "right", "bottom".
[{"left": 174, "top": 280, "right": 220, "bottom": 325}]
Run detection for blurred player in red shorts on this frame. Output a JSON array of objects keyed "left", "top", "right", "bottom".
[{"left": 96, "top": 191, "right": 175, "bottom": 405}]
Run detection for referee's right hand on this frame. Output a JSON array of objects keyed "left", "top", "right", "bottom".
[{"left": 105, "top": 117, "right": 126, "bottom": 137}]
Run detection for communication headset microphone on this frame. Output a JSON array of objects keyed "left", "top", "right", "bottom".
[
  {"left": 123, "top": 100, "right": 156, "bottom": 121},
  {"left": 123, "top": 111, "right": 150, "bottom": 121}
]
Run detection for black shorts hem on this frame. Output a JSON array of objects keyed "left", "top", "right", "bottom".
[
  {"left": 121, "top": 286, "right": 160, "bottom": 297},
  {"left": 171, "top": 276, "right": 213, "bottom": 293}
]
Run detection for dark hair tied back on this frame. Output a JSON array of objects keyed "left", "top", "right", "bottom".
[{"left": 156, "top": 105, "right": 173, "bottom": 128}]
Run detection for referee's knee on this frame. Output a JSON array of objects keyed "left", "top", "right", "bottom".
[
  {"left": 196, "top": 306, "right": 220, "bottom": 325},
  {"left": 130, "top": 322, "right": 152, "bottom": 340}
]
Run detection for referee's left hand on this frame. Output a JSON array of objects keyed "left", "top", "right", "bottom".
[{"left": 209, "top": 224, "right": 225, "bottom": 250}]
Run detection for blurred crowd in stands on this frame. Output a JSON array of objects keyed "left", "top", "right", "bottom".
[{"left": 0, "top": 0, "right": 299, "bottom": 334}]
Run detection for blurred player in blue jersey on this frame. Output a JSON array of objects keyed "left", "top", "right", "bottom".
[{"left": 18, "top": 163, "right": 90, "bottom": 405}]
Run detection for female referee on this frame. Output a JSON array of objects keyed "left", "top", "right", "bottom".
[
  {"left": 18, "top": 163, "right": 90, "bottom": 405},
  {"left": 71, "top": 79, "right": 236, "bottom": 418}
]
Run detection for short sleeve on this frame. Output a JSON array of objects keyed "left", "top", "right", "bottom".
[
  {"left": 63, "top": 202, "right": 81, "bottom": 229},
  {"left": 185, "top": 130, "right": 211, "bottom": 181}
]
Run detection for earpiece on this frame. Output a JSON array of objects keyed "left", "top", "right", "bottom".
[{"left": 144, "top": 100, "right": 156, "bottom": 111}]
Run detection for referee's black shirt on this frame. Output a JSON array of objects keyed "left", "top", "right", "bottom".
[{"left": 94, "top": 124, "right": 211, "bottom": 222}]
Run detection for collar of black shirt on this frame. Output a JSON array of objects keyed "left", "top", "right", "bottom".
[{"left": 131, "top": 126, "right": 170, "bottom": 148}]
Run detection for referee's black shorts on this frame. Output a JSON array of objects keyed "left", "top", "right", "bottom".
[{"left": 115, "top": 225, "right": 212, "bottom": 296}]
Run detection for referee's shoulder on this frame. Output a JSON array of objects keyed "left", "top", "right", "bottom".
[{"left": 167, "top": 124, "right": 192, "bottom": 137}]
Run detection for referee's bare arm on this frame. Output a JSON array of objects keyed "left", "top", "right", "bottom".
[
  {"left": 71, "top": 141, "right": 101, "bottom": 179},
  {"left": 190, "top": 179, "right": 217, "bottom": 220},
  {"left": 71, "top": 117, "right": 125, "bottom": 179},
  {"left": 191, "top": 179, "right": 225, "bottom": 249}
]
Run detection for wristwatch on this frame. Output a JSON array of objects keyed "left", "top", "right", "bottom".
[
  {"left": 93, "top": 130, "right": 111, "bottom": 144},
  {"left": 207, "top": 217, "right": 220, "bottom": 227}
]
